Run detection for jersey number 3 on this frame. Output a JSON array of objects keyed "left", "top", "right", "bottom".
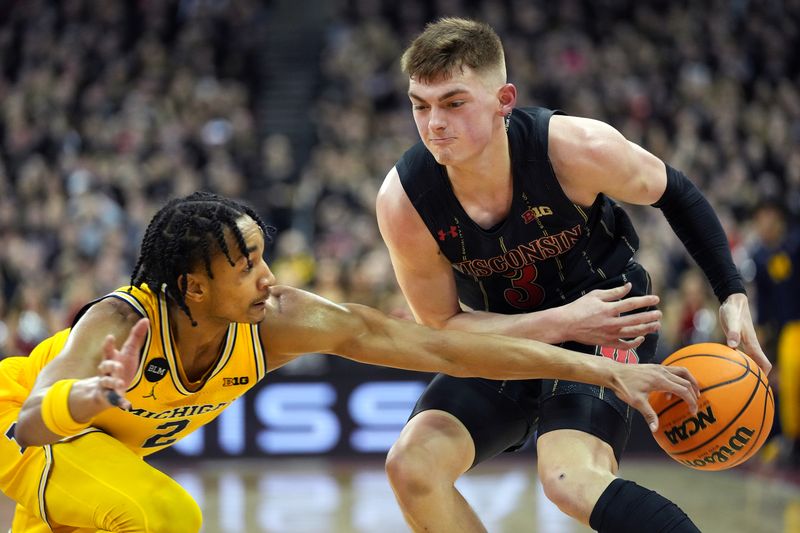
[{"left": 504, "top": 265, "right": 545, "bottom": 309}]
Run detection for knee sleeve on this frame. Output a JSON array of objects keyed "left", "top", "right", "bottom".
[{"left": 589, "top": 478, "right": 701, "bottom": 533}]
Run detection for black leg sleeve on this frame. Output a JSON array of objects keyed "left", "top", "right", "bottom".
[{"left": 589, "top": 478, "right": 702, "bottom": 533}]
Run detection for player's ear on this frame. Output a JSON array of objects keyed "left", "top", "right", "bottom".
[
  {"left": 181, "top": 273, "right": 206, "bottom": 303},
  {"left": 497, "top": 83, "right": 517, "bottom": 116}
]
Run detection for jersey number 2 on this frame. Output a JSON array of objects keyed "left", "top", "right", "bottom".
[
  {"left": 142, "top": 420, "right": 190, "bottom": 448},
  {"left": 5, "top": 422, "right": 25, "bottom": 454}
]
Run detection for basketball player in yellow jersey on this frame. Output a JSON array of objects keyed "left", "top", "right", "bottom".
[{"left": 0, "top": 192, "right": 699, "bottom": 533}]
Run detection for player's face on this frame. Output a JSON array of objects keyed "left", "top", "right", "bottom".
[
  {"left": 408, "top": 67, "right": 503, "bottom": 167},
  {"left": 205, "top": 215, "right": 275, "bottom": 324}
]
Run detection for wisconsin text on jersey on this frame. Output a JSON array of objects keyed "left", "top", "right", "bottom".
[{"left": 452, "top": 224, "right": 582, "bottom": 277}]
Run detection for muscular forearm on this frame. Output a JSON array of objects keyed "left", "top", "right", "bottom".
[
  {"left": 337, "top": 303, "right": 697, "bottom": 420},
  {"left": 442, "top": 331, "right": 618, "bottom": 383},
  {"left": 436, "top": 307, "right": 569, "bottom": 344},
  {"left": 340, "top": 303, "right": 612, "bottom": 382},
  {"left": 414, "top": 283, "right": 661, "bottom": 350}
]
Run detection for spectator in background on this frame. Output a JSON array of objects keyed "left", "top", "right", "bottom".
[
  {"left": 660, "top": 269, "right": 720, "bottom": 350},
  {"left": 0, "top": 0, "right": 264, "bottom": 357},
  {"left": 750, "top": 198, "right": 800, "bottom": 469}
]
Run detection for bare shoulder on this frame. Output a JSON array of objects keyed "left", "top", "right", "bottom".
[
  {"left": 376, "top": 167, "right": 416, "bottom": 226},
  {"left": 34, "top": 295, "right": 144, "bottom": 382},
  {"left": 376, "top": 166, "right": 441, "bottom": 267},
  {"left": 61, "top": 296, "right": 144, "bottom": 361},
  {"left": 548, "top": 115, "right": 632, "bottom": 204},
  {"left": 549, "top": 115, "right": 621, "bottom": 157},
  {"left": 71, "top": 296, "right": 144, "bottom": 339}
]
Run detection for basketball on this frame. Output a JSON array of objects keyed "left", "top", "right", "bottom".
[{"left": 649, "top": 343, "right": 774, "bottom": 471}]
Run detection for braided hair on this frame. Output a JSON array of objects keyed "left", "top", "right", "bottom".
[{"left": 130, "top": 191, "right": 272, "bottom": 326}]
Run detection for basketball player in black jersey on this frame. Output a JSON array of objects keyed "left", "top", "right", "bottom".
[
  {"left": 3, "top": 192, "right": 699, "bottom": 532},
  {"left": 377, "top": 18, "right": 772, "bottom": 533}
]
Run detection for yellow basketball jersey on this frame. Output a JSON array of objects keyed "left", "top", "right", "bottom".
[
  {"left": 1, "top": 283, "right": 267, "bottom": 457},
  {"left": 90, "top": 284, "right": 268, "bottom": 455}
]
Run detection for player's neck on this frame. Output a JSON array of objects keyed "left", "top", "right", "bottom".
[
  {"left": 168, "top": 304, "right": 230, "bottom": 378},
  {"left": 445, "top": 132, "right": 511, "bottom": 190},
  {"left": 445, "top": 134, "right": 513, "bottom": 224}
]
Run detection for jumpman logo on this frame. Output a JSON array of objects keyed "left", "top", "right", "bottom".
[{"left": 143, "top": 383, "right": 158, "bottom": 400}]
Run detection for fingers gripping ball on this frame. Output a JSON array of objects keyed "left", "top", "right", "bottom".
[{"left": 649, "top": 343, "right": 774, "bottom": 471}]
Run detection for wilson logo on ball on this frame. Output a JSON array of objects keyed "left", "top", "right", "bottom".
[{"left": 679, "top": 426, "right": 756, "bottom": 469}]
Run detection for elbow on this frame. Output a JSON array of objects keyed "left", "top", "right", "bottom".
[
  {"left": 14, "top": 397, "right": 53, "bottom": 448},
  {"left": 13, "top": 413, "right": 38, "bottom": 449},
  {"left": 15, "top": 435, "right": 34, "bottom": 450}
]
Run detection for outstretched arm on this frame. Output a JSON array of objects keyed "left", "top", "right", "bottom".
[
  {"left": 376, "top": 166, "right": 660, "bottom": 349},
  {"left": 15, "top": 300, "right": 147, "bottom": 448},
  {"left": 260, "top": 285, "right": 698, "bottom": 431},
  {"left": 548, "top": 114, "right": 771, "bottom": 375}
]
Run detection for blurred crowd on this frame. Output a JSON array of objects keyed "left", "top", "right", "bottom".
[
  {"left": 1, "top": 0, "right": 799, "bottom": 383},
  {"left": 0, "top": 0, "right": 265, "bottom": 354}
]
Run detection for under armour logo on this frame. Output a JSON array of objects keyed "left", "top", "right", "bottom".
[{"left": 437, "top": 226, "right": 458, "bottom": 240}]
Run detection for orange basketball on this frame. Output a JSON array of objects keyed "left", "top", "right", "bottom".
[{"left": 649, "top": 343, "right": 774, "bottom": 471}]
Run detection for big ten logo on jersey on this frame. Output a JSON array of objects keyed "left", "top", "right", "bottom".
[
  {"left": 223, "top": 376, "right": 249, "bottom": 386},
  {"left": 596, "top": 346, "right": 639, "bottom": 364},
  {"left": 168, "top": 381, "right": 427, "bottom": 457},
  {"left": 521, "top": 205, "right": 552, "bottom": 224}
]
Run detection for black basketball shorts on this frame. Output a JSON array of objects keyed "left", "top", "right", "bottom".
[{"left": 409, "top": 265, "right": 659, "bottom": 467}]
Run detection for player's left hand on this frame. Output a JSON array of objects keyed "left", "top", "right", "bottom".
[
  {"left": 719, "top": 293, "right": 772, "bottom": 376},
  {"left": 610, "top": 363, "right": 700, "bottom": 432}
]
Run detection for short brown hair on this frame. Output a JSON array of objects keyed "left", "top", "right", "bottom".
[{"left": 401, "top": 18, "right": 505, "bottom": 84}]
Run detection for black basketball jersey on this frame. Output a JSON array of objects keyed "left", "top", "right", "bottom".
[{"left": 397, "top": 106, "right": 641, "bottom": 314}]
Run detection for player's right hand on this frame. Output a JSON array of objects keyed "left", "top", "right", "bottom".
[
  {"left": 608, "top": 363, "right": 700, "bottom": 432},
  {"left": 560, "top": 283, "right": 661, "bottom": 349},
  {"left": 95, "top": 318, "right": 149, "bottom": 411}
]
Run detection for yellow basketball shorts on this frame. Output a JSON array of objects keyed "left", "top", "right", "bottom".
[{"left": 1, "top": 409, "right": 201, "bottom": 533}]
